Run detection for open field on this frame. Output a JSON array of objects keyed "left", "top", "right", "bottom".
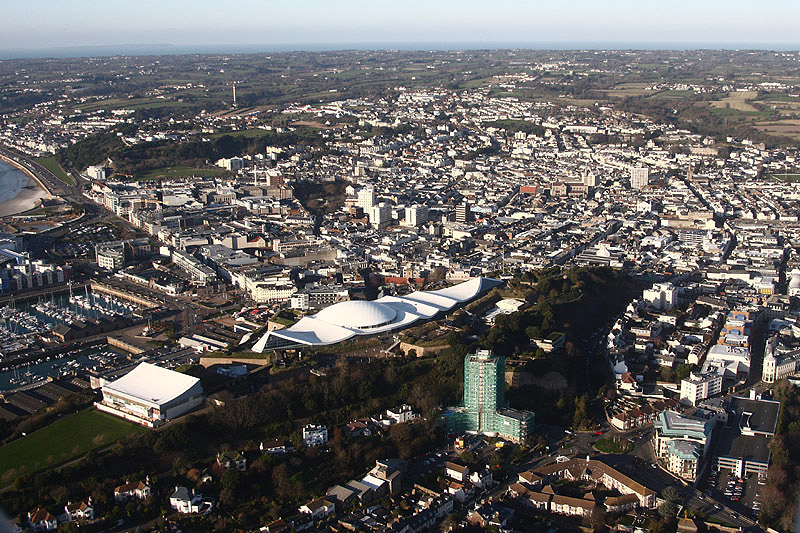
[
  {"left": 754, "top": 121, "right": 800, "bottom": 140},
  {"left": 207, "top": 128, "right": 271, "bottom": 139},
  {"left": 709, "top": 91, "right": 759, "bottom": 112},
  {"left": 212, "top": 106, "right": 272, "bottom": 119},
  {"left": 34, "top": 155, "right": 76, "bottom": 186},
  {"left": 0, "top": 408, "right": 145, "bottom": 483},
  {"left": 74, "top": 97, "right": 197, "bottom": 113},
  {"left": 135, "top": 166, "right": 231, "bottom": 180},
  {"left": 603, "top": 88, "right": 652, "bottom": 97},
  {"left": 649, "top": 89, "right": 695, "bottom": 99},
  {"left": 771, "top": 174, "right": 800, "bottom": 182},
  {"left": 290, "top": 120, "right": 344, "bottom": 129}
]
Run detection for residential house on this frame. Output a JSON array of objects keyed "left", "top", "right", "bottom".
[
  {"left": 444, "top": 479, "right": 469, "bottom": 502},
  {"left": 302, "top": 424, "right": 328, "bottom": 447},
  {"left": 260, "top": 518, "right": 289, "bottom": 533},
  {"left": 298, "top": 497, "right": 335, "bottom": 520},
  {"left": 170, "top": 486, "right": 209, "bottom": 514},
  {"left": 260, "top": 439, "right": 295, "bottom": 456},
  {"left": 64, "top": 499, "right": 94, "bottom": 521},
  {"left": 344, "top": 420, "right": 373, "bottom": 438},
  {"left": 445, "top": 461, "right": 469, "bottom": 483},
  {"left": 114, "top": 480, "right": 151, "bottom": 502},
  {"left": 467, "top": 502, "right": 515, "bottom": 530},
  {"left": 217, "top": 450, "right": 247, "bottom": 471},
  {"left": 27, "top": 509, "right": 57, "bottom": 532},
  {"left": 469, "top": 467, "right": 493, "bottom": 489}
]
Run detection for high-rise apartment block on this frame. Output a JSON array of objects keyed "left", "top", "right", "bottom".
[
  {"left": 455, "top": 202, "right": 470, "bottom": 223},
  {"left": 369, "top": 203, "right": 391, "bottom": 230},
  {"left": 444, "top": 350, "right": 534, "bottom": 442},
  {"left": 357, "top": 186, "right": 376, "bottom": 210},
  {"left": 404, "top": 205, "right": 428, "bottom": 227}
]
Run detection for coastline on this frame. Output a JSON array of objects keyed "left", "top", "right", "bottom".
[
  {"left": 0, "top": 183, "right": 48, "bottom": 217},
  {"left": 0, "top": 155, "right": 51, "bottom": 217}
]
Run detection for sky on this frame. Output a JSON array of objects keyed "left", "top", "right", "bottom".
[{"left": 1, "top": 0, "right": 799, "bottom": 55}]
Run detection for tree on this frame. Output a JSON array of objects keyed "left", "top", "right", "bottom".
[
  {"left": 589, "top": 505, "right": 606, "bottom": 530},
  {"left": 658, "top": 500, "right": 678, "bottom": 520},
  {"left": 661, "top": 485, "right": 679, "bottom": 503},
  {"left": 572, "top": 395, "right": 590, "bottom": 430},
  {"left": 389, "top": 423, "right": 414, "bottom": 459},
  {"left": 657, "top": 486, "right": 680, "bottom": 519},
  {"left": 440, "top": 513, "right": 460, "bottom": 532},
  {"left": 675, "top": 364, "right": 692, "bottom": 382},
  {"left": 272, "top": 463, "right": 293, "bottom": 499},
  {"left": 460, "top": 451, "right": 477, "bottom": 465}
]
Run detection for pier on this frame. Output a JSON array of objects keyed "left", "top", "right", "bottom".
[{"left": 89, "top": 282, "right": 159, "bottom": 309}]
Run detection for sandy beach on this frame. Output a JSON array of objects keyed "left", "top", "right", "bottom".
[{"left": 0, "top": 159, "right": 49, "bottom": 217}]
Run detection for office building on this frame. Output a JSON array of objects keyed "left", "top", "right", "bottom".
[
  {"left": 713, "top": 395, "right": 779, "bottom": 479},
  {"left": 630, "top": 167, "right": 649, "bottom": 189},
  {"left": 642, "top": 282, "right": 678, "bottom": 311},
  {"left": 653, "top": 411, "right": 714, "bottom": 481}
]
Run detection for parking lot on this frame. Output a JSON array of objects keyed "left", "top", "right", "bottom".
[
  {"left": 699, "top": 468, "right": 763, "bottom": 520},
  {"left": 51, "top": 222, "right": 117, "bottom": 259}
]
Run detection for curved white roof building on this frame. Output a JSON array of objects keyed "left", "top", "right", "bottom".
[
  {"left": 96, "top": 362, "right": 204, "bottom": 427},
  {"left": 253, "top": 277, "right": 502, "bottom": 351}
]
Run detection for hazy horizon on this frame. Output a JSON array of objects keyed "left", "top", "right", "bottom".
[
  {"left": 1, "top": 0, "right": 799, "bottom": 59},
  {"left": 1, "top": 40, "right": 799, "bottom": 61}
]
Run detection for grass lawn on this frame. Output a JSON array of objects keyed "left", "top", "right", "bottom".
[
  {"left": 0, "top": 408, "right": 145, "bottom": 483},
  {"left": 773, "top": 174, "right": 800, "bottom": 182},
  {"left": 594, "top": 437, "right": 633, "bottom": 454},
  {"left": 135, "top": 166, "right": 231, "bottom": 180},
  {"left": 74, "top": 97, "right": 197, "bottom": 113},
  {"left": 34, "top": 155, "right": 76, "bottom": 186},
  {"left": 649, "top": 89, "right": 695, "bottom": 99},
  {"left": 208, "top": 128, "right": 270, "bottom": 139}
]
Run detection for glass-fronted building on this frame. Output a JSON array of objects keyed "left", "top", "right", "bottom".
[{"left": 444, "top": 350, "right": 534, "bottom": 442}]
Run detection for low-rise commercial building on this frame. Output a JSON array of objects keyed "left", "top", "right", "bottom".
[
  {"left": 96, "top": 362, "right": 204, "bottom": 427},
  {"left": 713, "top": 395, "right": 780, "bottom": 479}
]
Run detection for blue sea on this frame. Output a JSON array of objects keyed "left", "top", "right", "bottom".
[{"left": 0, "top": 160, "right": 32, "bottom": 206}]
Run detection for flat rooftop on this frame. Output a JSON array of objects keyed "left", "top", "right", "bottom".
[
  {"left": 714, "top": 396, "right": 780, "bottom": 465},
  {"left": 729, "top": 396, "right": 779, "bottom": 436}
]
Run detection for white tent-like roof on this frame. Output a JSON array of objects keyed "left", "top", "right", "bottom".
[
  {"left": 103, "top": 362, "right": 201, "bottom": 406},
  {"left": 252, "top": 277, "right": 503, "bottom": 351}
]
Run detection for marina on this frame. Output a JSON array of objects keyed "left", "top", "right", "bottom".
[
  {"left": 0, "top": 345, "right": 128, "bottom": 391},
  {"left": 0, "top": 287, "right": 143, "bottom": 346},
  {"left": 0, "top": 286, "right": 147, "bottom": 388},
  {"left": 26, "top": 285, "right": 142, "bottom": 326}
]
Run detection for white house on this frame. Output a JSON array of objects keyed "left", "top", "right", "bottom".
[
  {"left": 298, "top": 497, "right": 335, "bottom": 520},
  {"left": 302, "top": 424, "right": 328, "bottom": 447},
  {"left": 170, "top": 487, "right": 210, "bottom": 514},
  {"left": 386, "top": 404, "right": 417, "bottom": 424},
  {"left": 64, "top": 500, "right": 94, "bottom": 522},
  {"left": 445, "top": 461, "right": 469, "bottom": 483},
  {"left": 114, "top": 480, "right": 151, "bottom": 502}
]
